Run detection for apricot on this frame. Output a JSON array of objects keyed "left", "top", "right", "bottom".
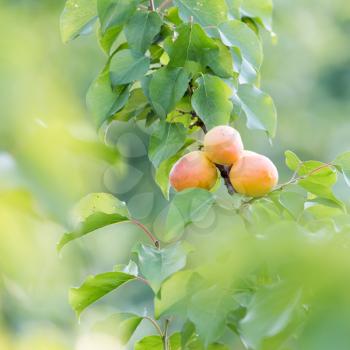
[
  {"left": 203, "top": 125, "right": 244, "bottom": 166},
  {"left": 229, "top": 151, "right": 278, "bottom": 197},
  {"left": 169, "top": 151, "right": 218, "bottom": 192}
]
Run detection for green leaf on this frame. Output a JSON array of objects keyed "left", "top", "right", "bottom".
[
  {"left": 149, "top": 67, "right": 190, "bottom": 118},
  {"left": 334, "top": 151, "right": 350, "bottom": 187},
  {"left": 110, "top": 50, "right": 150, "bottom": 85},
  {"left": 135, "top": 333, "right": 181, "bottom": 350},
  {"left": 98, "top": 25, "right": 123, "bottom": 54},
  {"left": 114, "top": 260, "right": 139, "bottom": 276},
  {"left": 182, "top": 320, "right": 196, "bottom": 348},
  {"left": 69, "top": 272, "right": 135, "bottom": 317},
  {"left": 58, "top": 212, "right": 129, "bottom": 252},
  {"left": 86, "top": 61, "right": 130, "bottom": 127},
  {"left": 205, "top": 40, "right": 234, "bottom": 78},
  {"left": 166, "top": 23, "right": 219, "bottom": 73},
  {"left": 297, "top": 161, "right": 341, "bottom": 206},
  {"left": 135, "top": 335, "right": 163, "bottom": 350},
  {"left": 157, "top": 273, "right": 204, "bottom": 325},
  {"left": 133, "top": 242, "right": 190, "bottom": 293},
  {"left": 188, "top": 286, "right": 233, "bottom": 346},
  {"left": 219, "top": 20, "right": 263, "bottom": 72},
  {"left": 60, "top": 0, "right": 97, "bottom": 43},
  {"left": 57, "top": 193, "right": 129, "bottom": 251},
  {"left": 192, "top": 74, "right": 233, "bottom": 130},
  {"left": 93, "top": 312, "right": 143, "bottom": 344},
  {"left": 149, "top": 121, "right": 187, "bottom": 168},
  {"left": 285, "top": 150, "right": 302, "bottom": 172},
  {"left": 173, "top": 0, "right": 228, "bottom": 37},
  {"left": 155, "top": 270, "right": 195, "bottom": 318},
  {"left": 125, "top": 11, "right": 163, "bottom": 54},
  {"left": 163, "top": 188, "right": 215, "bottom": 242},
  {"left": 113, "top": 88, "right": 149, "bottom": 121},
  {"left": 239, "top": 283, "right": 301, "bottom": 350},
  {"left": 240, "top": 0, "right": 273, "bottom": 32},
  {"left": 234, "top": 84, "right": 277, "bottom": 138},
  {"left": 279, "top": 191, "right": 306, "bottom": 219},
  {"left": 98, "top": 0, "right": 140, "bottom": 32},
  {"left": 225, "top": 0, "right": 242, "bottom": 19}
]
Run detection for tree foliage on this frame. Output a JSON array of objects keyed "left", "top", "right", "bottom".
[{"left": 59, "top": 1, "right": 350, "bottom": 349}]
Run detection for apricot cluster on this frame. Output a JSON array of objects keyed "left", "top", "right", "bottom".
[{"left": 169, "top": 125, "right": 279, "bottom": 197}]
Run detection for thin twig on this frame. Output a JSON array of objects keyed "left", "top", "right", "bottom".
[
  {"left": 275, "top": 162, "right": 334, "bottom": 192},
  {"left": 240, "top": 162, "right": 336, "bottom": 208},
  {"left": 162, "top": 319, "right": 170, "bottom": 350},
  {"left": 144, "top": 316, "right": 164, "bottom": 337},
  {"left": 149, "top": 0, "right": 156, "bottom": 11},
  {"left": 136, "top": 276, "right": 151, "bottom": 287},
  {"left": 131, "top": 219, "right": 160, "bottom": 248},
  {"left": 158, "top": 0, "right": 172, "bottom": 10}
]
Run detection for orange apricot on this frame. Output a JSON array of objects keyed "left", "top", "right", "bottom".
[
  {"left": 203, "top": 125, "right": 244, "bottom": 166},
  {"left": 229, "top": 151, "right": 279, "bottom": 197},
  {"left": 169, "top": 151, "right": 218, "bottom": 192}
]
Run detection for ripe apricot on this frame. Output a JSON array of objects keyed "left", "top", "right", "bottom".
[
  {"left": 169, "top": 151, "right": 218, "bottom": 192},
  {"left": 203, "top": 125, "right": 244, "bottom": 166},
  {"left": 229, "top": 151, "right": 278, "bottom": 197}
]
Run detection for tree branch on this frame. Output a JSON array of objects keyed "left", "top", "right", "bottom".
[
  {"left": 158, "top": 0, "right": 172, "bottom": 10},
  {"left": 149, "top": 0, "right": 155, "bottom": 11},
  {"left": 162, "top": 319, "right": 170, "bottom": 350},
  {"left": 144, "top": 316, "right": 164, "bottom": 337},
  {"left": 217, "top": 165, "right": 235, "bottom": 195},
  {"left": 131, "top": 219, "right": 160, "bottom": 248}
]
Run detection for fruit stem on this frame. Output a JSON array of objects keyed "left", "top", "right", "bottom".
[{"left": 217, "top": 165, "right": 235, "bottom": 195}]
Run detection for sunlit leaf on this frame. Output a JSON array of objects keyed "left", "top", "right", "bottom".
[
  {"left": 173, "top": 0, "right": 228, "bottom": 37},
  {"left": 57, "top": 193, "right": 129, "bottom": 251},
  {"left": 60, "top": 0, "right": 98, "bottom": 43},
  {"left": 219, "top": 20, "right": 263, "bottom": 72},
  {"left": 98, "top": 25, "right": 123, "bottom": 54},
  {"left": 240, "top": 0, "right": 273, "bottom": 32},
  {"left": 135, "top": 333, "right": 181, "bottom": 350},
  {"left": 69, "top": 272, "right": 135, "bottom": 316},
  {"left": 285, "top": 150, "right": 302, "bottom": 172}
]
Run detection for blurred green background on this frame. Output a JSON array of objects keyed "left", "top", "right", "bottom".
[{"left": 0, "top": 0, "right": 350, "bottom": 349}]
